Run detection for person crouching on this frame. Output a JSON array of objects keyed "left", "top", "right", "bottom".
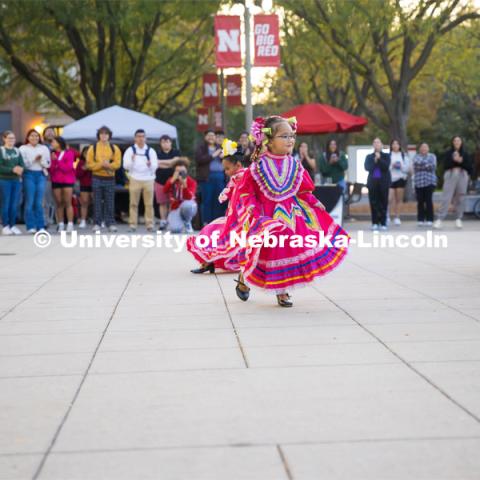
[{"left": 163, "top": 158, "right": 197, "bottom": 234}]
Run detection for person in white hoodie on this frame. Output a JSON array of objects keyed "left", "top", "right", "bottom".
[
  {"left": 388, "top": 139, "right": 410, "bottom": 226},
  {"left": 123, "top": 129, "right": 158, "bottom": 232},
  {"left": 19, "top": 129, "right": 51, "bottom": 233}
]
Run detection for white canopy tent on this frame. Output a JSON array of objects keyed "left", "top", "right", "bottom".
[{"left": 62, "top": 105, "right": 178, "bottom": 145}]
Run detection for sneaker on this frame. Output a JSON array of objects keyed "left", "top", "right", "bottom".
[
  {"left": 185, "top": 222, "right": 194, "bottom": 234},
  {"left": 10, "top": 226, "right": 22, "bottom": 235},
  {"left": 128, "top": 226, "right": 137, "bottom": 233},
  {"left": 66, "top": 222, "right": 74, "bottom": 233},
  {"left": 2, "top": 226, "right": 12, "bottom": 235},
  {"left": 146, "top": 225, "right": 155, "bottom": 232},
  {"left": 92, "top": 224, "right": 101, "bottom": 232},
  {"left": 417, "top": 221, "right": 425, "bottom": 227},
  {"left": 455, "top": 218, "right": 463, "bottom": 229},
  {"left": 27, "top": 228, "right": 37, "bottom": 234},
  {"left": 371, "top": 224, "right": 379, "bottom": 231},
  {"left": 108, "top": 225, "right": 118, "bottom": 233},
  {"left": 393, "top": 217, "right": 401, "bottom": 226},
  {"left": 425, "top": 221, "right": 433, "bottom": 227},
  {"left": 159, "top": 220, "right": 167, "bottom": 230},
  {"left": 433, "top": 219, "right": 442, "bottom": 229},
  {"left": 57, "top": 222, "right": 65, "bottom": 232},
  {"left": 79, "top": 219, "right": 87, "bottom": 229},
  {"left": 379, "top": 225, "right": 388, "bottom": 231},
  {"left": 386, "top": 216, "right": 391, "bottom": 226},
  {"left": 101, "top": 221, "right": 106, "bottom": 228}
]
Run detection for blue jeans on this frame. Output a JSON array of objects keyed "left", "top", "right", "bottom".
[
  {"left": 167, "top": 200, "right": 198, "bottom": 233},
  {"left": 199, "top": 171, "right": 226, "bottom": 225},
  {"left": 337, "top": 178, "right": 346, "bottom": 193},
  {"left": 23, "top": 171, "right": 47, "bottom": 230},
  {"left": 0, "top": 178, "right": 21, "bottom": 227}
]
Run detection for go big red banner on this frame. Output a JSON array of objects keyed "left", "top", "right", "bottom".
[
  {"left": 214, "top": 15, "right": 241, "bottom": 68},
  {"left": 254, "top": 14, "right": 280, "bottom": 67}
]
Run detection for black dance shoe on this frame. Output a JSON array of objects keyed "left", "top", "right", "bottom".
[
  {"left": 190, "top": 263, "right": 215, "bottom": 274},
  {"left": 234, "top": 277, "right": 250, "bottom": 301},
  {"left": 276, "top": 293, "right": 293, "bottom": 308}
]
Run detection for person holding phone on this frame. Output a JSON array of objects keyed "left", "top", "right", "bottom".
[
  {"left": 319, "top": 139, "right": 348, "bottom": 191},
  {"left": 434, "top": 135, "right": 472, "bottom": 229},
  {"left": 163, "top": 158, "right": 197, "bottom": 234},
  {"left": 194, "top": 129, "right": 225, "bottom": 225},
  {"left": 364, "top": 137, "right": 391, "bottom": 231},
  {"left": 19, "top": 129, "right": 51, "bottom": 233}
]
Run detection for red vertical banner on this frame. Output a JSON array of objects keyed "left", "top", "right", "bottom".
[
  {"left": 253, "top": 14, "right": 280, "bottom": 67},
  {"left": 203, "top": 73, "right": 219, "bottom": 107},
  {"left": 214, "top": 107, "right": 223, "bottom": 130},
  {"left": 214, "top": 15, "right": 241, "bottom": 68},
  {"left": 197, "top": 108, "right": 209, "bottom": 132},
  {"left": 226, "top": 74, "right": 242, "bottom": 106}
]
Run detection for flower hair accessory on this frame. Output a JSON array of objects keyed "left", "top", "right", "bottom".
[
  {"left": 222, "top": 138, "right": 238, "bottom": 157},
  {"left": 286, "top": 116, "right": 298, "bottom": 132},
  {"left": 249, "top": 116, "right": 271, "bottom": 147}
]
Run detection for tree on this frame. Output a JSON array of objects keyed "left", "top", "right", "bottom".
[
  {"left": 0, "top": 0, "right": 220, "bottom": 119},
  {"left": 281, "top": 0, "right": 480, "bottom": 147},
  {"left": 273, "top": 11, "right": 369, "bottom": 115}
]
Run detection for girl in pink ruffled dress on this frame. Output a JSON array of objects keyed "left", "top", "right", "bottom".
[
  {"left": 234, "top": 115, "right": 350, "bottom": 307},
  {"left": 187, "top": 139, "right": 248, "bottom": 273}
]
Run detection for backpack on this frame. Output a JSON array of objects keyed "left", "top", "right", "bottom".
[{"left": 132, "top": 144, "right": 151, "bottom": 160}]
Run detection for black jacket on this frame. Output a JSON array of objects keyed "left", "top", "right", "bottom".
[
  {"left": 443, "top": 148, "right": 472, "bottom": 176},
  {"left": 364, "top": 151, "right": 391, "bottom": 186}
]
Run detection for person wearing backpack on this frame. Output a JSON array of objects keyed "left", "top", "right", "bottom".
[
  {"left": 86, "top": 125, "right": 121, "bottom": 232},
  {"left": 0, "top": 130, "right": 25, "bottom": 235},
  {"left": 123, "top": 129, "right": 158, "bottom": 232}
]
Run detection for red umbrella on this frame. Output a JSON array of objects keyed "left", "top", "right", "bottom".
[{"left": 281, "top": 103, "right": 368, "bottom": 135}]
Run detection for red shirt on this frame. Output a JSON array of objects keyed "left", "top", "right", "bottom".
[
  {"left": 163, "top": 176, "right": 197, "bottom": 210},
  {"left": 75, "top": 158, "right": 93, "bottom": 187}
]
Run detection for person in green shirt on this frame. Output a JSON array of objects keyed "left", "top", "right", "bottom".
[
  {"left": 0, "top": 130, "right": 25, "bottom": 235},
  {"left": 319, "top": 139, "right": 348, "bottom": 192}
]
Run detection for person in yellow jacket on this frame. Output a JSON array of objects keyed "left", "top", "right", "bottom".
[{"left": 86, "top": 126, "right": 121, "bottom": 232}]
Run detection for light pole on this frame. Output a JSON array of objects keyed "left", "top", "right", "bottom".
[{"left": 244, "top": 0, "right": 253, "bottom": 131}]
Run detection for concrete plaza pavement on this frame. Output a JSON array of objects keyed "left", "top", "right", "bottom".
[{"left": 1, "top": 220, "right": 480, "bottom": 479}]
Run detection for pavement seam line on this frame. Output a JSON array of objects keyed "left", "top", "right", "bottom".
[
  {"left": 313, "top": 286, "right": 480, "bottom": 425},
  {"left": 276, "top": 444, "right": 294, "bottom": 480},
  {"left": 0, "top": 256, "right": 90, "bottom": 322},
  {"left": 31, "top": 249, "right": 150, "bottom": 480},
  {"left": 350, "top": 257, "right": 480, "bottom": 325},
  {"left": 214, "top": 276, "right": 249, "bottom": 368}
]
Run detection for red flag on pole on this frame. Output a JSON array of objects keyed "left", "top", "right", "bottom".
[
  {"left": 203, "top": 73, "right": 219, "bottom": 107},
  {"left": 253, "top": 14, "right": 280, "bottom": 67},
  {"left": 214, "top": 15, "right": 241, "bottom": 68},
  {"left": 226, "top": 74, "right": 242, "bottom": 106},
  {"left": 197, "top": 108, "right": 210, "bottom": 132}
]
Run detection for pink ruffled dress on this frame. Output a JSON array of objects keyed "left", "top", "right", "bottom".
[
  {"left": 235, "top": 151, "right": 349, "bottom": 293},
  {"left": 187, "top": 169, "right": 248, "bottom": 271}
]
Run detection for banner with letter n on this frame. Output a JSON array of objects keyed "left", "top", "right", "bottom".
[{"left": 215, "top": 15, "right": 242, "bottom": 68}]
